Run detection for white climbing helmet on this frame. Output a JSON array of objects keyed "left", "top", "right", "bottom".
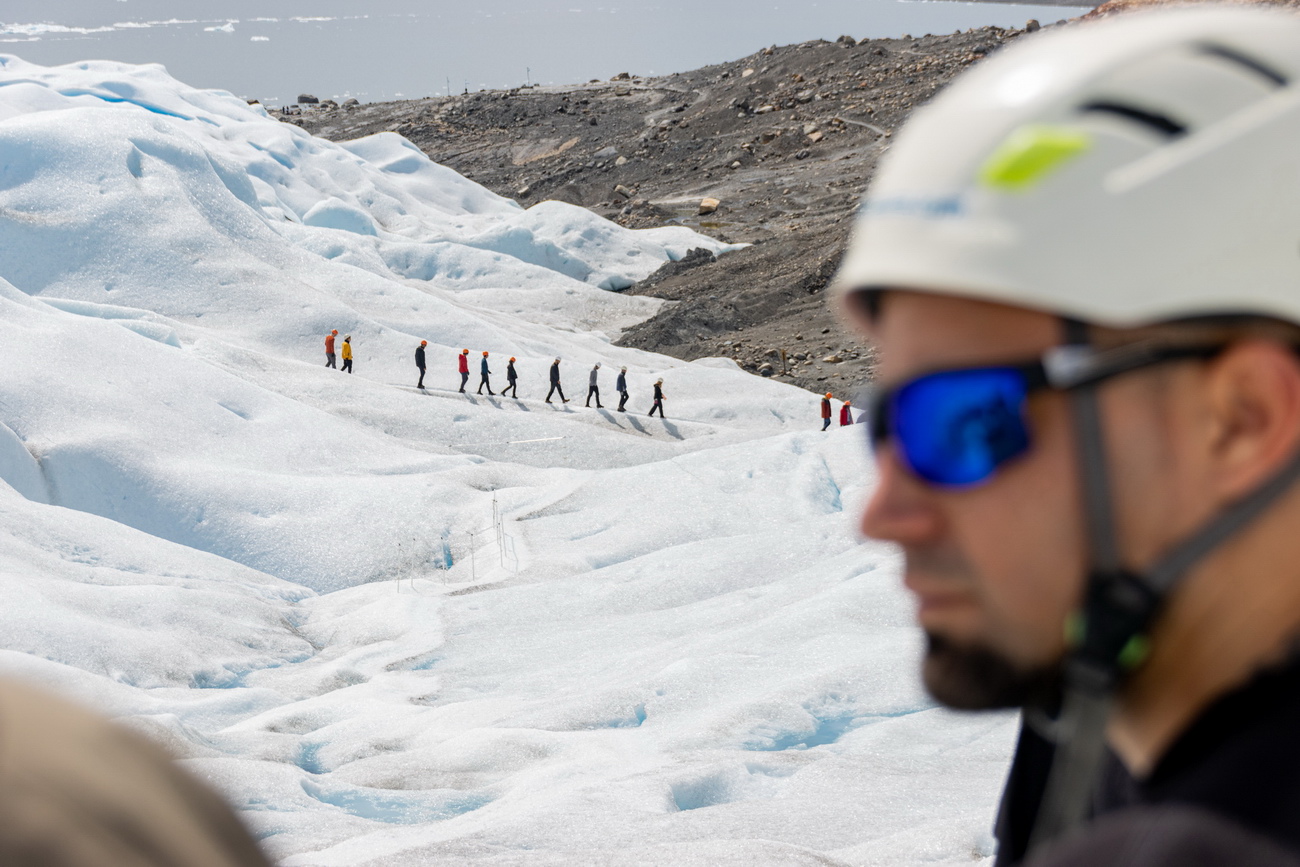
[{"left": 833, "top": 6, "right": 1300, "bottom": 327}]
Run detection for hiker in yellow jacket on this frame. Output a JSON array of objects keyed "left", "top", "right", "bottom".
[{"left": 340, "top": 335, "right": 353, "bottom": 374}]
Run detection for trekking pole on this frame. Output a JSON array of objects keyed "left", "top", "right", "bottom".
[
  {"left": 493, "top": 494, "right": 500, "bottom": 552},
  {"left": 494, "top": 494, "right": 507, "bottom": 566}
]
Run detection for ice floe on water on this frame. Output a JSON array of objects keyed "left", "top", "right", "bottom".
[{"left": 0, "top": 54, "right": 1014, "bottom": 864}]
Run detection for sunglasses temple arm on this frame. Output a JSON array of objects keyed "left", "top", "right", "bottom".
[{"left": 1042, "top": 343, "right": 1223, "bottom": 391}]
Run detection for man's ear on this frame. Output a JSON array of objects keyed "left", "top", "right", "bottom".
[{"left": 1205, "top": 341, "right": 1300, "bottom": 501}]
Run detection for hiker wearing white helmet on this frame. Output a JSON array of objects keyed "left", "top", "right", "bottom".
[
  {"left": 835, "top": 7, "right": 1300, "bottom": 865},
  {"left": 616, "top": 366, "right": 629, "bottom": 412}
]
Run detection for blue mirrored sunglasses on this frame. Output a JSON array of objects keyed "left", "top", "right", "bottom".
[{"left": 866, "top": 343, "right": 1225, "bottom": 487}]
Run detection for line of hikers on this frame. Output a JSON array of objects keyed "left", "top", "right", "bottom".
[
  {"left": 326, "top": 332, "right": 841, "bottom": 427},
  {"left": 412, "top": 344, "right": 666, "bottom": 416}
]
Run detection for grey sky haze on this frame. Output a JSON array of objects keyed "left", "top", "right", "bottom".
[{"left": 2, "top": 1, "right": 1088, "bottom": 104}]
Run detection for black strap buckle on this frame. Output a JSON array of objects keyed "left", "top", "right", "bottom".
[{"left": 1069, "top": 569, "right": 1162, "bottom": 689}]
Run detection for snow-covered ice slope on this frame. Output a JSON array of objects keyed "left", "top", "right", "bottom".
[{"left": 0, "top": 55, "right": 1016, "bottom": 865}]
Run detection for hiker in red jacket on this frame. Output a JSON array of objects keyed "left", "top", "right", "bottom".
[
  {"left": 324, "top": 330, "right": 337, "bottom": 368},
  {"left": 457, "top": 349, "right": 470, "bottom": 393},
  {"left": 839, "top": 399, "right": 854, "bottom": 427},
  {"left": 821, "top": 392, "right": 832, "bottom": 431}
]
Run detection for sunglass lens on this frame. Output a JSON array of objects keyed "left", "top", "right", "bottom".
[{"left": 892, "top": 368, "right": 1031, "bottom": 486}]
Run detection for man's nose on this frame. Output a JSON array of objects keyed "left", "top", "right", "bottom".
[{"left": 861, "top": 444, "right": 944, "bottom": 544}]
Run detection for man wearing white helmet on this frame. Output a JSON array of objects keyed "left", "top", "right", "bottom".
[{"left": 835, "top": 6, "right": 1300, "bottom": 865}]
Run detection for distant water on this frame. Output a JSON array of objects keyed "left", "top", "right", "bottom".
[{"left": 3, "top": 0, "right": 1089, "bottom": 105}]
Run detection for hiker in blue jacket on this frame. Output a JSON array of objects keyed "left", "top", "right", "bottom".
[
  {"left": 478, "top": 351, "right": 495, "bottom": 395},
  {"left": 616, "top": 366, "right": 629, "bottom": 412}
]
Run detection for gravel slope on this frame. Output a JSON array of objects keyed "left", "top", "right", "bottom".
[{"left": 287, "top": 20, "right": 1058, "bottom": 396}]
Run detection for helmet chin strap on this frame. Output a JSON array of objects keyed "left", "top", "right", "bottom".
[{"left": 1027, "top": 319, "right": 1300, "bottom": 853}]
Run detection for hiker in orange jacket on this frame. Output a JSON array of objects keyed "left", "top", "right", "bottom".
[{"left": 324, "top": 330, "right": 337, "bottom": 368}]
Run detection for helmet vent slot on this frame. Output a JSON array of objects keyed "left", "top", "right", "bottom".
[
  {"left": 1196, "top": 43, "right": 1287, "bottom": 87},
  {"left": 1078, "top": 101, "right": 1187, "bottom": 138}
]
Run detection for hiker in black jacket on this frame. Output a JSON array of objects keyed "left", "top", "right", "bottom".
[
  {"left": 415, "top": 340, "right": 427, "bottom": 389},
  {"left": 545, "top": 358, "right": 568, "bottom": 404},
  {"left": 505, "top": 357, "right": 519, "bottom": 398},
  {"left": 648, "top": 378, "right": 664, "bottom": 418}
]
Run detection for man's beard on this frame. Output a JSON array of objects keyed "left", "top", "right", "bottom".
[{"left": 922, "top": 632, "right": 1060, "bottom": 711}]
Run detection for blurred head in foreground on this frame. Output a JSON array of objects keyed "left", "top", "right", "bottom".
[
  {"left": 836, "top": 5, "right": 1300, "bottom": 733},
  {"left": 836, "top": 11, "right": 1300, "bottom": 860},
  {"left": 0, "top": 677, "right": 270, "bottom": 865}
]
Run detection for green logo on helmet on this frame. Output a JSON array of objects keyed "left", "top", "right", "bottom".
[{"left": 979, "top": 125, "right": 1092, "bottom": 191}]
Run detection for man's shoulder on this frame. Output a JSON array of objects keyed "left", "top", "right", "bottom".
[
  {"left": 1027, "top": 806, "right": 1300, "bottom": 867},
  {"left": 1002, "top": 657, "right": 1300, "bottom": 866}
]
